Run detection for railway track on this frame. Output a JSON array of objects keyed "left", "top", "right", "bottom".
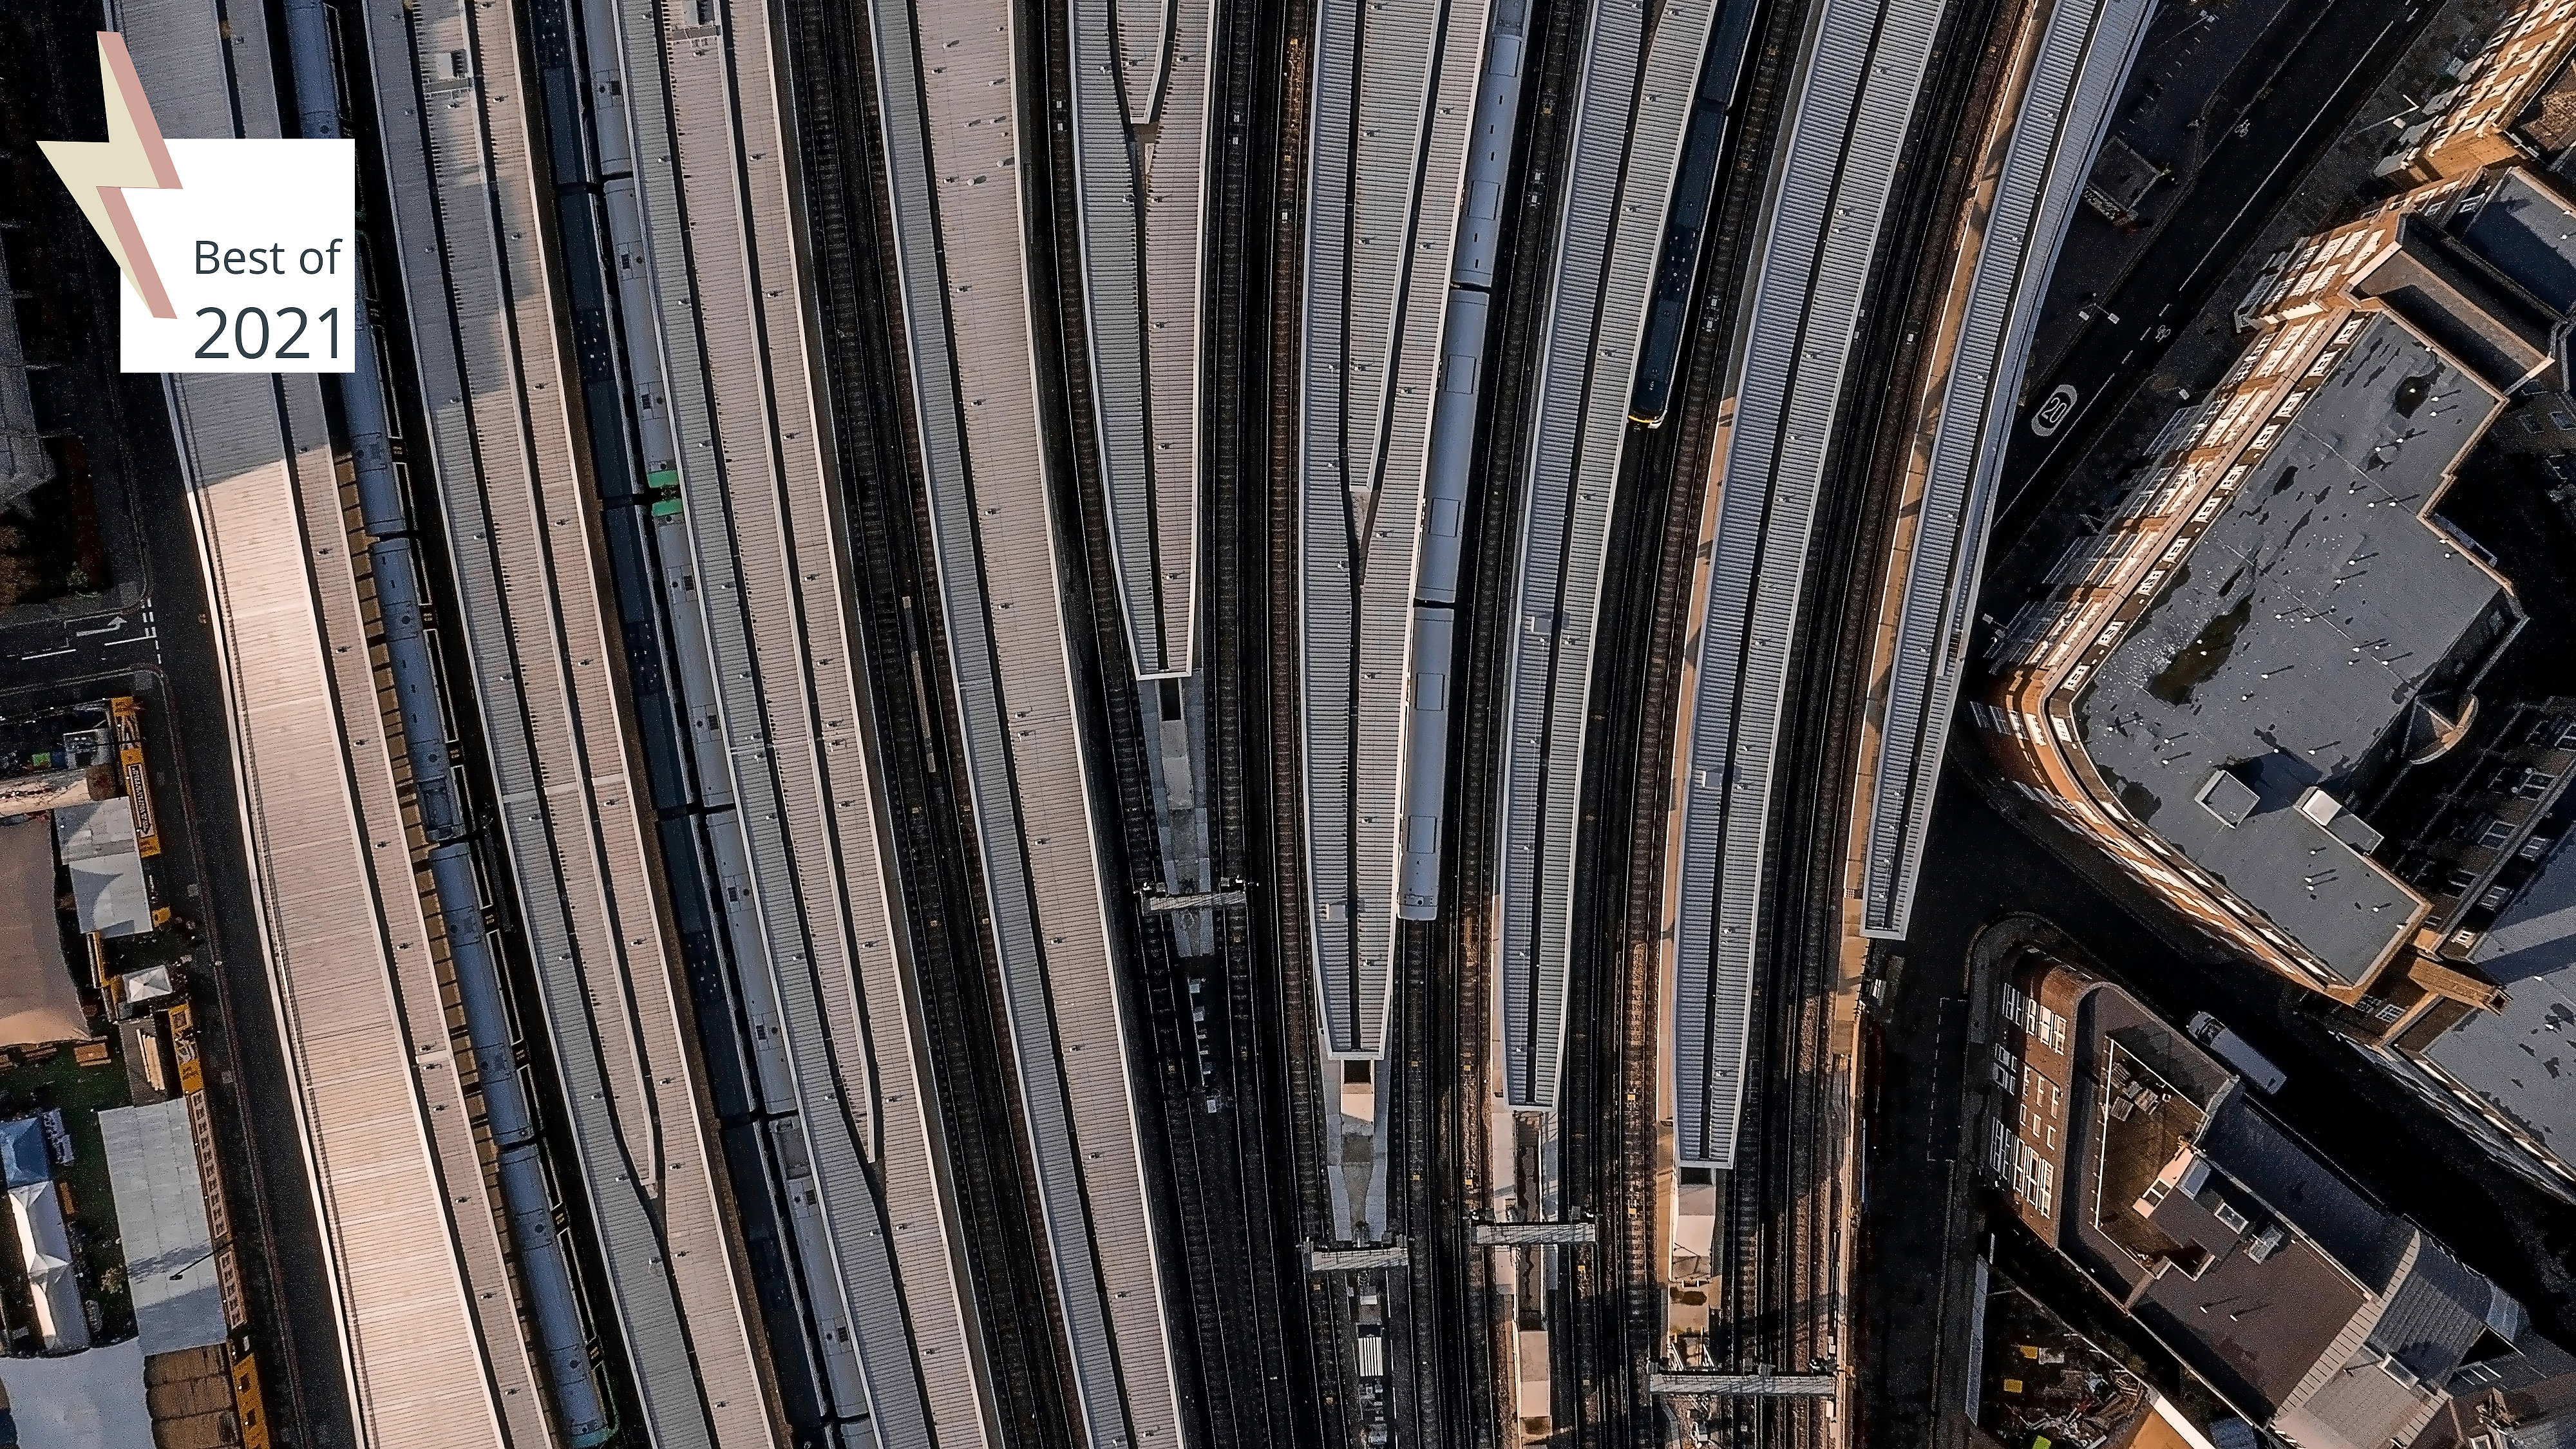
[
  {"left": 1197, "top": 0, "right": 1339, "bottom": 1434},
  {"left": 1527, "top": 1, "right": 2023, "bottom": 1446},
  {"left": 1810, "top": 1, "right": 2034, "bottom": 1443},
  {"left": 1674, "top": 2, "right": 2024, "bottom": 1446},
  {"left": 1517, "top": 0, "right": 1807, "bottom": 1442},
  {"left": 1441, "top": 0, "right": 1588, "bottom": 1436},
  {"left": 775, "top": 1, "right": 1083, "bottom": 1441},
  {"left": 1027, "top": 0, "right": 1325, "bottom": 1439},
  {"left": 1026, "top": 0, "right": 1358, "bottom": 1432},
  {"left": 1256, "top": 0, "right": 1381, "bottom": 1444},
  {"left": 1021, "top": 8, "right": 1225, "bottom": 1445}
]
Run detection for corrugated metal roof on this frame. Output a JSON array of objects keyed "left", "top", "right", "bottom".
[
  {"left": 1497, "top": 0, "right": 1727, "bottom": 1110},
  {"left": 1300, "top": 0, "right": 1492, "bottom": 1056},
  {"left": 167, "top": 380, "right": 513, "bottom": 1447},
  {"left": 871, "top": 0, "right": 1182, "bottom": 1439},
  {"left": 1673, "top": 0, "right": 1944, "bottom": 1165},
  {"left": 126, "top": 0, "right": 526, "bottom": 1438},
  {"left": 352, "top": 0, "right": 781, "bottom": 1439},
  {"left": 1069, "top": 0, "right": 1211, "bottom": 677},
  {"left": 571, "top": 0, "right": 988, "bottom": 1435},
  {"left": 98, "top": 1099, "right": 225, "bottom": 1355},
  {"left": 1861, "top": 0, "right": 2155, "bottom": 938}
]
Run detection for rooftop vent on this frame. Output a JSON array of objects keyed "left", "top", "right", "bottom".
[
  {"left": 2298, "top": 786, "right": 2387, "bottom": 854},
  {"left": 2198, "top": 769, "right": 2261, "bottom": 828},
  {"left": 2380, "top": 1351, "right": 2422, "bottom": 1390}
]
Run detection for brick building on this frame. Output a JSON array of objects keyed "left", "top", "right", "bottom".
[
  {"left": 1996, "top": 953, "right": 2576, "bottom": 1449},
  {"left": 2386, "top": 0, "right": 2576, "bottom": 185},
  {"left": 1978, "top": 162, "right": 2576, "bottom": 1010}
]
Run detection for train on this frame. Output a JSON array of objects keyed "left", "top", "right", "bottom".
[
  {"left": 1629, "top": 0, "right": 1765, "bottom": 428},
  {"left": 278, "top": 1, "right": 616, "bottom": 1439},
  {"left": 1394, "top": 0, "right": 1531, "bottom": 921}
]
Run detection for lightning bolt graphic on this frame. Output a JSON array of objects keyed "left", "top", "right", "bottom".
[{"left": 39, "top": 33, "right": 182, "bottom": 320}]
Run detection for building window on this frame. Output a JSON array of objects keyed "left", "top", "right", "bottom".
[
  {"left": 1990, "top": 1121, "right": 2012, "bottom": 1178},
  {"left": 2012, "top": 1139, "right": 2056, "bottom": 1217},
  {"left": 1994, "top": 1045, "right": 2019, "bottom": 1091},
  {"left": 2517, "top": 768, "right": 2557, "bottom": 800},
  {"left": 2480, "top": 817, "right": 2515, "bottom": 848}
]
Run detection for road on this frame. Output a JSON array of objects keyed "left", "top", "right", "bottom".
[
  {"left": 3, "top": 6, "right": 350, "bottom": 1441},
  {"left": 1989, "top": 0, "right": 2439, "bottom": 537},
  {"left": 1857, "top": 758, "right": 2576, "bottom": 1443}
]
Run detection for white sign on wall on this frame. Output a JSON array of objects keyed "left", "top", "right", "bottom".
[{"left": 41, "top": 32, "right": 356, "bottom": 375}]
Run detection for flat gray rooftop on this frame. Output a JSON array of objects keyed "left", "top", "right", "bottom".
[
  {"left": 2436, "top": 836, "right": 2576, "bottom": 1168},
  {"left": 2457, "top": 168, "right": 2576, "bottom": 314},
  {"left": 98, "top": 1099, "right": 225, "bottom": 1355},
  {"left": 2078, "top": 314, "right": 2512, "bottom": 983}
]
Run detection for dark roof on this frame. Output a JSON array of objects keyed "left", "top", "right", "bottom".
[
  {"left": 2474, "top": 822, "right": 2576, "bottom": 983},
  {"left": 2079, "top": 314, "right": 2512, "bottom": 983},
  {"left": 2054, "top": 977, "right": 2576, "bottom": 1438},
  {"left": 2521, "top": 48, "right": 2576, "bottom": 165},
  {"left": 2494, "top": 1417, "right": 2576, "bottom": 1449},
  {"left": 2198, "top": 1091, "right": 2408, "bottom": 1284},
  {"left": 2421, "top": 836, "right": 2576, "bottom": 1167},
  {"left": 2132, "top": 1211, "right": 2364, "bottom": 1416},
  {"left": 2454, "top": 169, "right": 2576, "bottom": 314},
  {"left": 2278, "top": 1235, "right": 2503, "bottom": 1449},
  {"left": 2360, "top": 223, "right": 2553, "bottom": 390},
  {"left": 2372, "top": 1236, "right": 2501, "bottom": 1381}
]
